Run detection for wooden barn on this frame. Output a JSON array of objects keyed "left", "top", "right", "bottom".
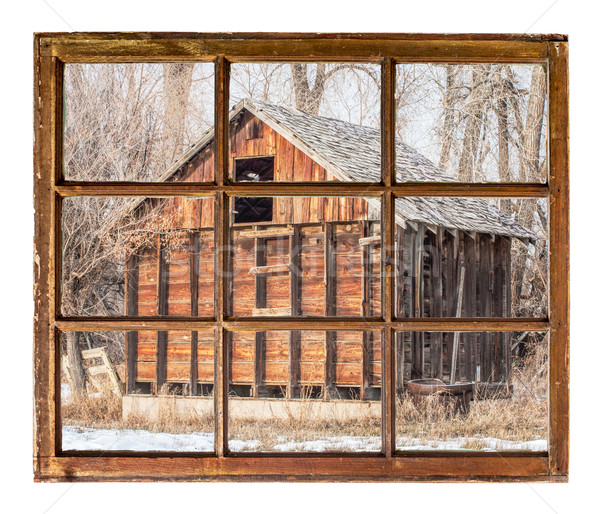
[{"left": 121, "top": 99, "right": 534, "bottom": 402}]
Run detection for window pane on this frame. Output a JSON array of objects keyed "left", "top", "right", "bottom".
[
  {"left": 63, "top": 63, "right": 215, "bottom": 181},
  {"left": 229, "top": 196, "right": 381, "bottom": 317},
  {"left": 228, "top": 330, "right": 382, "bottom": 452},
  {"left": 229, "top": 62, "right": 381, "bottom": 182},
  {"left": 60, "top": 330, "right": 215, "bottom": 452},
  {"left": 61, "top": 196, "right": 215, "bottom": 317},
  {"left": 394, "top": 197, "right": 548, "bottom": 318},
  {"left": 395, "top": 331, "right": 548, "bottom": 451},
  {"left": 395, "top": 64, "right": 547, "bottom": 183}
]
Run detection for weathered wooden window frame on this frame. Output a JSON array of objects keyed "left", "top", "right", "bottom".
[{"left": 33, "top": 33, "right": 569, "bottom": 482}]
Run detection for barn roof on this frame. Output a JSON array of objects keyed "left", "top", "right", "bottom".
[{"left": 141, "top": 98, "right": 535, "bottom": 241}]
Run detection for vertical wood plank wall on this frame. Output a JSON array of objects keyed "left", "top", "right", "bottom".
[{"left": 397, "top": 227, "right": 513, "bottom": 386}]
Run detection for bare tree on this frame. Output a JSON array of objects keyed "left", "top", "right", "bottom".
[
  {"left": 508, "top": 66, "right": 547, "bottom": 311},
  {"left": 290, "top": 63, "right": 381, "bottom": 117},
  {"left": 438, "top": 65, "right": 458, "bottom": 171},
  {"left": 457, "top": 65, "right": 492, "bottom": 182},
  {"left": 62, "top": 63, "right": 211, "bottom": 393},
  {"left": 162, "top": 63, "right": 194, "bottom": 164}
]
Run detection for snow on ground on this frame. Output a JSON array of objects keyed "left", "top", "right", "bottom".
[
  {"left": 396, "top": 436, "right": 547, "bottom": 452},
  {"left": 62, "top": 426, "right": 545, "bottom": 452},
  {"left": 274, "top": 436, "right": 381, "bottom": 452},
  {"left": 63, "top": 426, "right": 215, "bottom": 452}
]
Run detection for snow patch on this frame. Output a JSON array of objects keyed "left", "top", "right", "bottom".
[
  {"left": 62, "top": 426, "right": 546, "bottom": 452},
  {"left": 396, "top": 436, "right": 547, "bottom": 452},
  {"left": 274, "top": 436, "right": 381, "bottom": 452},
  {"left": 62, "top": 426, "right": 215, "bottom": 452}
]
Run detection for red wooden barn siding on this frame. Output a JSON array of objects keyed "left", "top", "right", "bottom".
[
  {"left": 125, "top": 110, "right": 381, "bottom": 395},
  {"left": 124, "top": 109, "right": 513, "bottom": 396}
]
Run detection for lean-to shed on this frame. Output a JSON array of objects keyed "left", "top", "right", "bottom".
[{"left": 120, "top": 99, "right": 534, "bottom": 400}]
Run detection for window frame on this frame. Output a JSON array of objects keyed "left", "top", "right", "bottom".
[{"left": 33, "top": 32, "right": 569, "bottom": 482}]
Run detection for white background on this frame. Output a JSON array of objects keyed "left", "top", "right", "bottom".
[{"left": 1, "top": 1, "right": 596, "bottom": 512}]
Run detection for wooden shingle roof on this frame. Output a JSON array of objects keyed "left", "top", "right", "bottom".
[
  {"left": 241, "top": 99, "right": 534, "bottom": 241},
  {"left": 126, "top": 98, "right": 535, "bottom": 242}
]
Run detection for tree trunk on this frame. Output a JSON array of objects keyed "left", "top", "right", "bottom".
[
  {"left": 518, "top": 66, "right": 546, "bottom": 182},
  {"left": 163, "top": 63, "right": 194, "bottom": 164},
  {"left": 512, "top": 66, "right": 546, "bottom": 305},
  {"left": 66, "top": 331, "right": 86, "bottom": 395},
  {"left": 457, "top": 65, "right": 491, "bottom": 182},
  {"left": 438, "top": 65, "right": 458, "bottom": 171},
  {"left": 497, "top": 97, "right": 510, "bottom": 181},
  {"left": 496, "top": 68, "right": 511, "bottom": 212},
  {"left": 290, "top": 63, "right": 327, "bottom": 115}
]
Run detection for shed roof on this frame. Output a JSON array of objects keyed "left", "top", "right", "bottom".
[{"left": 135, "top": 98, "right": 535, "bottom": 241}]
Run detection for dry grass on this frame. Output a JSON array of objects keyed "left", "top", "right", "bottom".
[
  {"left": 396, "top": 339, "right": 548, "bottom": 449},
  {"left": 62, "top": 383, "right": 214, "bottom": 434},
  {"left": 228, "top": 415, "right": 381, "bottom": 451},
  {"left": 61, "top": 384, "right": 122, "bottom": 428},
  {"left": 62, "top": 339, "right": 548, "bottom": 452}
]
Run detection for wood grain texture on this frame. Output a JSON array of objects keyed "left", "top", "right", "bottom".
[
  {"left": 215, "top": 56, "right": 230, "bottom": 456},
  {"left": 35, "top": 453, "right": 552, "bottom": 482},
  {"left": 55, "top": 317, "right": 549, "bottom": 332},
  {"left": 548, "top": 41, "right": 570, "bottom": 477},
  {"left": 40, "top": 34, "right": 551, "bottom": 63},
  {"left": 55, "top": 182, "right": 549, "bottom": 197},
  {"left": 33, "top": 47, "right": 61, "bottom": 464},
  {"left": 34, "top": 33, "right": 568, "bottom": 482}
]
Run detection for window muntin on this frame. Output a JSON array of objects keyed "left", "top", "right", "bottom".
[{"left": 33, "top": 33, "right": 568, "bottom": 481}]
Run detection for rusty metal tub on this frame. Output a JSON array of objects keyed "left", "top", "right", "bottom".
[{"left": 406, "top": 379, "right": 474, "bottom": 414}]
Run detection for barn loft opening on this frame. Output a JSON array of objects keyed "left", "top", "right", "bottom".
[
  {"left": 233, "top": 156, "right": 274, "bottom": 223},
  {"left": 234, "top": 156, "right": 274, "bottom": 181}
]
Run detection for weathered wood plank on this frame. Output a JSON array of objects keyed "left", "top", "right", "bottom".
[
  {"left": 248, "top": 263, "right": 290, "bottom": 275},
  {"left": 251, "top": 307, "right": 291, "bottom": 316},
  {"left": 190, "top": 232, "right": 200, "bottom": 395},
  {"left": 43, "top": 34, "right": 550, "bottom": 64},
  {"left": 288, "top": 226, "right": 301, "bottom": 397},
  {"left": 359, "top": 235, "right": 381, "bottom": 246},
  {"left": 431, "top": 228, "right": 443, "bottom": 379},
  {"left": 253, "top": 331, "right": 266, "bottom": 396},
  {"left": 324, "top": 223, "right": 336, "bottom": 316},
  {"left": 413, "top": 224, "right": 424, "bottom": 377},
  {"left": 361, "top": 221, "right": 372, "bottom": 399},
  {"left": 548, "top": 41, "right": 570, "bottom": 477},
  {"left": 55, "top": 182, "right": 550, "bottom": 198},
  {"left": 239, "top": 227, "right": 294, "bottom": 238},
  {"left": 463, "top": 233, "right": 477, "bottom": 381}
]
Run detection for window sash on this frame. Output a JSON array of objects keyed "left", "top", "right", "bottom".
[{"left": 33, "top": 33, "right": 569, "bottom": 481}]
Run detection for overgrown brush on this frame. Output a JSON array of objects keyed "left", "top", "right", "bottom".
[
  {"left": 61, "top": 384, "right": 122, "bottom": 428},
  {"left": 396, "top": 337, "right": 548, "bottom": 448}
]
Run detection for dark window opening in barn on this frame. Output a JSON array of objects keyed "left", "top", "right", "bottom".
[
  {"left": 234, "top": 156, "right": 274, "bottom": 182},
  {"left": 234, "top": 197, "right": 273, "bottom": 224},
  {"left": 233, "top": 157, "right": 275, "bottom": 223}
]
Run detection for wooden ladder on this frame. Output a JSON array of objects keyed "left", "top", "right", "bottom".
[{"left": 62, "top": 346, "right": 123, "bottom": 397}]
